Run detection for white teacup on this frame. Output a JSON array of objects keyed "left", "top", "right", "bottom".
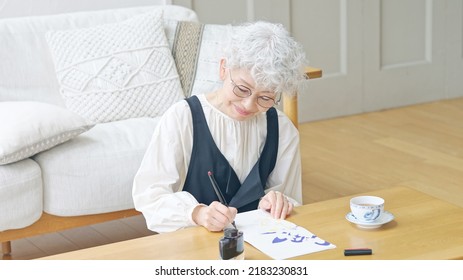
[{"left": 350, "top": 196, "right": 384, "bottom": 223}]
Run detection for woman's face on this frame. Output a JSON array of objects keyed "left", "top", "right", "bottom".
[{"left": 216, "top": 62, "right": 277, "bottom": 121}]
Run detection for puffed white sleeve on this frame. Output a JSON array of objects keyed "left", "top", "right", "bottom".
[
  {"left": 265, "top": 111, "right": 303, "bottom": 206},
  {"left": 132, "top": 101, "right": 200, "bottom": 233}
]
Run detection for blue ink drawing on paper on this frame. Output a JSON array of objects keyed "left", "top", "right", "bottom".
[
  {"left": 234, "top": 209, "right": 336, "bottom": 259},
  {"left": 262, "top": 226, "right": 332, "bottom": 246}
]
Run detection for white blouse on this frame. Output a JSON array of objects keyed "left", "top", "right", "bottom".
[{"left": 132, "top": 94, "right": 302, "bottom": 233}]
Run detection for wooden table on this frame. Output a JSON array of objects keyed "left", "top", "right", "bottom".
[{"left": 40, "top": 186, "right": 463, "bottom": 260}]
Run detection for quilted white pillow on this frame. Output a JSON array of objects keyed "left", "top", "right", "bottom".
[
  {"left": 0, "top": 102, "right": 94, "bottom": 165},
  {"left": 190, "top": 24, "right": 233, "bottom": 97},
  {"left": 46, "top": 10, "right": 184, "bottom": 123}
]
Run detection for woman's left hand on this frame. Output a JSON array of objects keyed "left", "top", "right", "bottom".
[{"left": 258, "top": 190, "right": 293, "bottom": 219}]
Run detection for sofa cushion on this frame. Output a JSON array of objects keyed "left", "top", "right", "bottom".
[
  {"left": 0, "top": 101, "right": 94, "bottom": 165},
  {"left": 171, "top": 22, "right": 233, "bottom": 97},
  {"left": 46, "top": 10, "right": 184, "bottom": 123},
  {"left": 33, "top": 117, "right": 160, "bottom": 216},
  {"left": 0, "top": 159, "right": 43, "bottom": 231}
]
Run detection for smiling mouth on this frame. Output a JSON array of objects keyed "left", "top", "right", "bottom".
[{"left": 234, "top": 105, "right": 251, "bottom": 116}]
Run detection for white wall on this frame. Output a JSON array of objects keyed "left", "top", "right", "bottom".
[{"left": 174, "top": 0, "right": 463, "bottom": 123}]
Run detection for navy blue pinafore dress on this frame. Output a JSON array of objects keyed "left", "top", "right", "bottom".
[{"left": 182, "top": 95, "right": 278, "bottom": 212}]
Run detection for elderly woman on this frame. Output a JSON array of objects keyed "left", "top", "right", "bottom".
[{"left": 133, "top": 21, "right": 307, "bottom": 233}]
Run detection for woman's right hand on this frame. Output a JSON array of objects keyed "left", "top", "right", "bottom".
[{"left": 192, "top": 201, "right": 237, "bottom": 232}]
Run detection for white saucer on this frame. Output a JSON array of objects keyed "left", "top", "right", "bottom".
[{"left": 345, "top": 211, "right": 395, "bottom": 229}]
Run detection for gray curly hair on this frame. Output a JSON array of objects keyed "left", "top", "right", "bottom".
[{"left": 224, "top": 21, "right": 307, "bottom": 95}]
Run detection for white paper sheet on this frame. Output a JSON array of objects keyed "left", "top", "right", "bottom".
[{"left": 234, "top": 209, "right": 336, "bottom": 259}]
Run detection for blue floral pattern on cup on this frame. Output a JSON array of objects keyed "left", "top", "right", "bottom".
[{"left": 363, "top": 209, "right": 381, "bottom": 221}]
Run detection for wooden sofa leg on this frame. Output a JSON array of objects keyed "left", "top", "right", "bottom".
[{"left": 2, "top": 241, "right": 12, "bottom": 256}]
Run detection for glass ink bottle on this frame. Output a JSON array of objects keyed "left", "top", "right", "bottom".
[{"left": 219, "top": 228, "right": 244, "bottom": 260}]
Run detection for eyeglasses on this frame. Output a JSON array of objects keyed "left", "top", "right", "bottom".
[{"left": 228, "top": 70, "right": 278, "bottom": 108}]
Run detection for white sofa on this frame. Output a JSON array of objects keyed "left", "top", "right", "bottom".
[
  {"left": 0, "top": 4, "right": 308, "bottom": 257},
  {"left": 0, "top": 4, "right": 205, "bottom": 255}
]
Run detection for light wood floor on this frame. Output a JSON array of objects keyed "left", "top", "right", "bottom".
[
  {"left": 299, "top": 97, "right": 463, "bottom": 207},
  {"left": 3, "top": 97, "right": 463, "bottom": 260}
]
